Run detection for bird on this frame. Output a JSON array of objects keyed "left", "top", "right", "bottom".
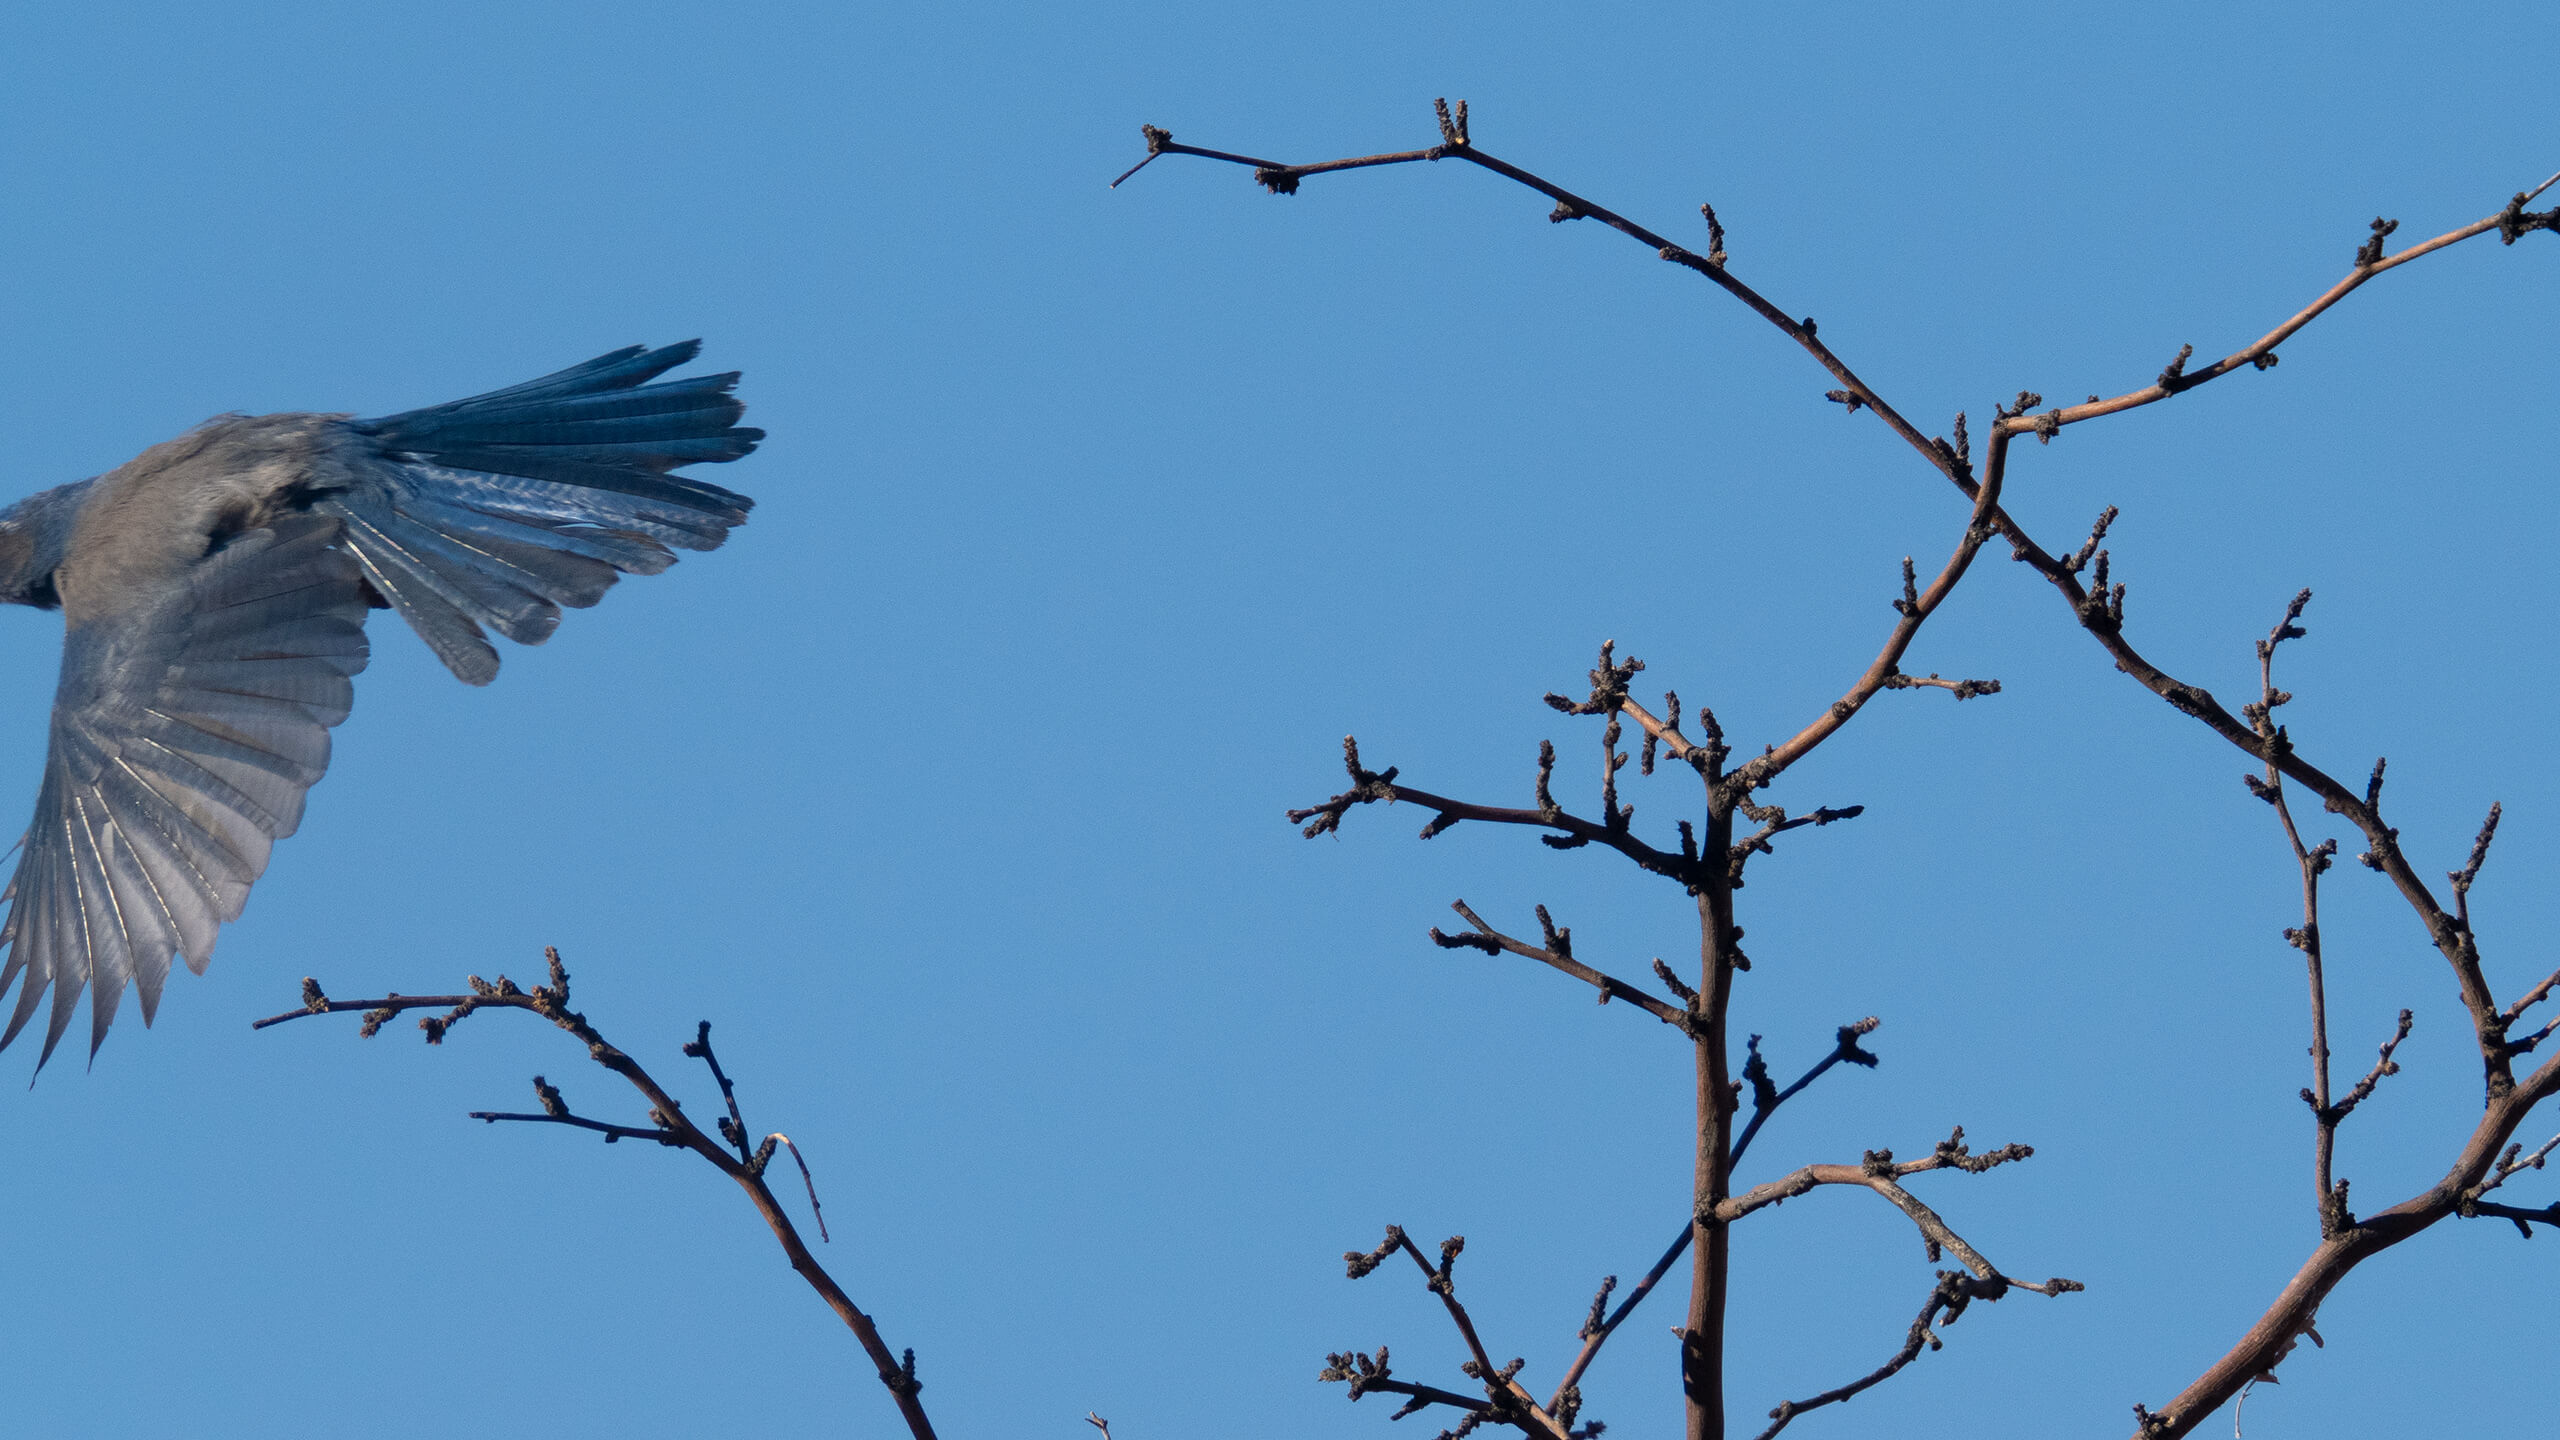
[{"left": 0, "top": 341, "right": 759, "bottom": 1068}]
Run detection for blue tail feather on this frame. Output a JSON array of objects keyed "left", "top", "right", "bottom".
[{"left": 328, "top": 343, "right": 757, "bottom": 685}]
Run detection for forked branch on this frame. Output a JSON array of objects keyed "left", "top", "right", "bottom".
[
  {"left": 1731, "top": 1021, "right": 1882, "bottom": 1168},
  {"left": 1546, "top": 1019, "right": 1885, "bottom": 1410},
  {"left": 254, "top": 951, "right": 932, "bottom": 1440},
  {"left": 1433, "top": 900, "right": 1689, "bottom": 1025},
  {"left": 1753, "top": 1269, "right": 2025, "bottom": 1440},
  {"left": 1712, "top": 1135, "right": 2078, "bottom": 1436},
  {"left": 1289, "top": 735, "right": 1696, "bottom": 886},
  {"left": 1333, "top": 1226, "right": 1580, "bottom": 1439}
]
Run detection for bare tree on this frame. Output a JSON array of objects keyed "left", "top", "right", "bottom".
[{"left": 1119, "top": 103, "right": 2560, "bottom": 1440}]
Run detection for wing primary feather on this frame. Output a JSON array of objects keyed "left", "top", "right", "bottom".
[{"left": 0, "top": 518, "right": 370, "bottom": 1065}]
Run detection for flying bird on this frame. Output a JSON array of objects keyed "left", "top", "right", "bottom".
[{"left": 0, "top": 341, "right": 759, "bottom": 1067}]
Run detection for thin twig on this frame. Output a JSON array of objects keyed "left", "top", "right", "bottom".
[
  {"left": 2502, "top": 965, "right": 2560, "bottom": 1028},
  {"left": 1732, "top": 1020, "right": 1883, "bottom": 1168},
  {"left": 767, "top": 1133, "right": 831, "bottom": 1243},
  {"left": 2322, "top": 1011, "right": 2415, "bottom": 1128},
  {"left": 1436, "top": 900, "right": 1689, "bottom": 1025},
  {"left": 1983, "top": 169, "right": 2560, "bottom": 439},
  {"left": 2244, "top": 589, "right": 2355, "bottom": 1230},
  {"left": 2461, "top": 1198, "right": 2560, "bottom": 1235},
  {"left": 1716, "top": 1131, "right": 2044, "bottom": 1233},
  {"left": 1547, "top": 1223, "right": 1691, "bottom": 1413},
  {"left": 1728, "top": 427, "right": 2010, "bottom": 798},
  {"left": 1753, "top": 1271, "right": 2010, "bottom": 1440},
  {"left": 1320, "top": 1345, "right": 1495, "bottom": 1421},
  {"left": 467, "top": 1100, "right": 678, "bottom": 1145},
  {"left": 1289, "top": 735, "right": 1697, "bottom": 887}
]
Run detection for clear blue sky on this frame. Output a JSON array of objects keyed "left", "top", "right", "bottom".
[{"left": 1, "top": 4, "right": 2553, "bottom": 1436}]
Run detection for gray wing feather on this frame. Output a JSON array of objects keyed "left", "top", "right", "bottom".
[
  {"left": 0, "top": 342, "right": 752, "bottom": 1063},
  {"left": 0, "top": 515, "right": 367, "bottom": 1064}
]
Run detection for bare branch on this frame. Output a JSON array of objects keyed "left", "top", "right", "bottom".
[
  {"left": 1542, "top": 640, "right": 1644, "bottom": 719},
  {"left": 1986, "top": 176, "right": 2560, "bottom": 438},
  {"left": 1320, "top": 1344, "right": 1492, "bottom": 1420},
  {"left": 2501, "top": 965, "right": 2560, "bottom": 1029},
  {"left": 468, "top": 1076, "right": 681, "bottom": 1146},
  {"left": 1753, "top": 1270, "right": 2040, "bottom": 1440},
  {"left": 1433, "top": 900, "right": 1688, "bottom": 1026},
  {"left": 2451, "top": 802, "right": 2503, "bottom": 941},
  {"left": 1286, "top": 735, "right": 1404, "bottom": 839},
  {"left": 2126, "top": 1047, "right": 2560, "bottom": 1437},
  {"left": 1731, "top": 1020, "right": 1882, "bottom": 1167},
  {"left": 2245, "top": 588, "right": 2348, "bottom": 1228},
  {"left": 2460, "top": 1198, "right": 2560, "bottom": 1237},
  {"left": 2459, "top": 1128, "right": 2560, "bottom": 1234},
  {"left": 1618, "top": 688, "right": 1727, "bottom": 781},
  {"left": 1728, "top": 432, "right": 2010, "bottom": 797},
  {"left": 2314, "top": 1010, "right": 2415, "bottom": 1128},
  {"left": 2475, "top": 1131, "right": 2560, "bottom": 1198},
  {"left": 1336, "top": 1227, "right": 1571, "bottom": 1439},
  {"left": 1119, "top": 102, "right": 1988, "bottom": 537},
  {"left": 1288, "top": 734, "right": 1698, "bottom": 884},
  {"left": 1717, "top": 1130, "right": 2039, "bottom": 1230},
  {"left": 1879, "top": 671, "right": 2001, "bottom": 700},
  {"left": 256, "top": 954, "right": 931, "bottom": 1440},
  {"left": 1728, "top": 804, "right": 1867, "bottom": 885},
  {"left": 1122, "top": 110, "right": 2542, "bottom": 547},
  {"left": 2452, "top": 803, "right": 2503, "bottom": 897},
  {"left": 1549, "top": 1224, "right": 1690, "bottom": 1414},
  {"left": 1693, "top": 1134, "right": 2077, "bottom": 1435},
  {"left": 766, "top": 1133, "right": 831, "bottom": 1244}
]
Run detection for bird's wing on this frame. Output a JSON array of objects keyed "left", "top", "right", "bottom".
[
  {"left": 0, "top": 342, "right": 754, "bottom": 1064},
  {"left": 0, "top": 514, "right": 368, "bottom": 1065},
  {"left": 328, "top": 340, "right": 760, "bottom": 684}
]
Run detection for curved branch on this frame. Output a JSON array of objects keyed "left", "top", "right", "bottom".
[
  {"left": 2126, "top": 1046, "right": 2560, "bottom": 1438},
  {"left": 1714, "top": 1134, "right": 2041, "bottom": 1246},
  {"left": 1732, "top": 429, "right": 2008, "bottom": 795},
  {"left": 1989, "top": 172, "right": 2560, "bottom": 439},
  {"left": 256, "top": 954, "right": 937, "bottom": 1440},
  {"left": 1753, "top": 1270, "right": 2014, "bottom": 1440},
  {"left": 1125, "top": 112, "right": 2547, "bottom": 564},
  {"left": 1437, "top": 900, "right": 1689, "bottom": 1026}
]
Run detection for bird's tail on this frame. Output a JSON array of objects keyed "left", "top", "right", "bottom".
[{"left": 323, "top": 340, "right": 760, "bottom": 684}]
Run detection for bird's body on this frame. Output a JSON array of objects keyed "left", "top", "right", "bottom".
[
  {"left": 0, "top": 343, "right": 758, "bottom": 1066},
  {"left": 57, "top": 415, "right": 340, "bottom": 619}
]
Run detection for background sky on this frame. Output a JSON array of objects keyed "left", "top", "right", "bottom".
[{"left": 0, "top": 4, "right": 2554, "bottom": 1437}]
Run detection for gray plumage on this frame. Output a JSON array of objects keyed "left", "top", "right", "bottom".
[{"left": 0, "top": 342, "right": 758, "bottom": 1067}]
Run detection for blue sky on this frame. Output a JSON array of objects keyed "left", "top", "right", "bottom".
[{"left": 0, "top": 4, "right": 2553, "bottom": 1436}]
